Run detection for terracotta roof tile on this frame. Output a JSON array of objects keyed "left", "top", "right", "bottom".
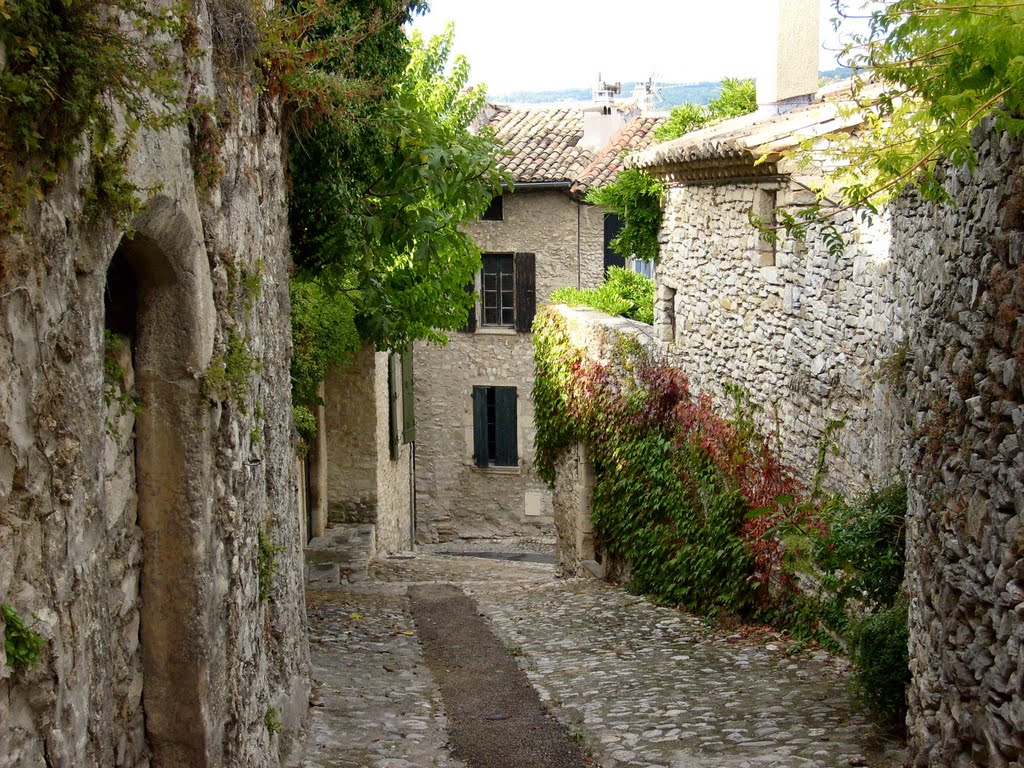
[
  {"left": 486, "top": 107, "right": 593, "bottom": 184},
  {"left": 628, "top": 79, "right": 878, "bottom": 183},
  {"left": 482, "top": 106, "right": 665, "bottom": 193},
  {"left": 571, "top": 115, "right": 667, "bottom": 197}
]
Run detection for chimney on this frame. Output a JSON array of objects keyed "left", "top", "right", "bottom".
[
  {"left": 757, "top": 0, "right": 819, "bottom": 115},
  {"left": 632, "top": 79, "right": 656, "bottom": 114},
  {"left": 581, "top": 76, "right": 626, "bottom": 150}
]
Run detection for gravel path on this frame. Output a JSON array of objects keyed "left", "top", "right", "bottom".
[{"left": 303, "top": 543, "right": 907, "bottom": 768}]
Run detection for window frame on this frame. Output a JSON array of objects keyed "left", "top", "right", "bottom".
[{"left": 480, "top": 253, "right": 516, "bottom": 329}]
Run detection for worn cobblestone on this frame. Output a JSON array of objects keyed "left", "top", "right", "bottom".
[
  {"left": 304, "top": 588, "right": 467, "bottom": 768},
  {"left": 307, "top": 548, "right": 906, "bottom": 768}
]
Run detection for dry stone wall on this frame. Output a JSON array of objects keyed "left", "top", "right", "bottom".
[
  {"left": 0, "top": 2, "right": 308, "bottom": 765},
  {"left": 414, "top": 190, "right": 604, "bottom": 542},
  {"left": 649, "top": 121, "right": 1022, "bottom": 763},
  {"left": 896, "top": 122, "right": 1024, "bottom": 766},
  {"left": 655, "top": 182, "right": 905, "bottom": 496}
]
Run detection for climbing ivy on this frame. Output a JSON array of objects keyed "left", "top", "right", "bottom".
[
  {"left": 534, "top": 308, "right": 911, "bottom": 721},
  {"left": 0, "top": 0, "right": 184, "bottom": 236},
  {"left": 532, "top": 309, "right": 813, "bottom": 618}
]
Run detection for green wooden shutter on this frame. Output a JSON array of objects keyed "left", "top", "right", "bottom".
[
  {"left": 471, "top": 386, "right": 488, "bottom": 467},
  {"left": 494, "top": 386, "right": 518, "bottom": 466},
  {"left": 514, "top": 253, "right": 536, "bottom": 333},
  {"left": 401, "top": 345, "right": 415, "bottom": 444},
  {"left": 388, "top": 353, "right": 400, "bottom": 459},
  {"left": 460, "top": 279, "right": 477, "bottom": 332}
]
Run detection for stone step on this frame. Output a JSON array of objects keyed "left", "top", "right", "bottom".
[
  {"left": 581, "top": 559, "right": 605, "bottom": 580},
  {"left": 305, "top": 523, "right": 376, "bottom": 587}
]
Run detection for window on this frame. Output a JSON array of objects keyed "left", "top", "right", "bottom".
[
  {"left": 481, "top": 254, "right": 515, "bottom": 327},
  {"left": 461, "top": 252, "right": 536, "bottom": 333},
  {"left": 481, "top": 195, "right": 503, "bottom": 221},
  {"left": 472, "top": 386, "right": 518, "bottom": 467}
]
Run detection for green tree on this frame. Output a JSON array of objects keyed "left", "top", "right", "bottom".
[
  {"left": 287, "top": 19, "right": 504, "bottom": 352},
  {"left": 280, "top": 11, "right": 504, "bottom": 444},
  {"left": 655, "top": 77, "right": 757, "bottom": 141},
  {"left": 787, "top": 1, "right": 1024, "bottom": 220}
]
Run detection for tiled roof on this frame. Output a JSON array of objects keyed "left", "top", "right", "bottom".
[
  {"left": 572, "top": 115, "right": 666, "bottom": 196},
  {"left": 628, "top": 79, "right": 874, "bottom": 183},
  {"left": 487, "top": 106, "right": 593, "bottom": 184},
  {"left": 483, "top": 105, "right": 665, "bottom": 193}
]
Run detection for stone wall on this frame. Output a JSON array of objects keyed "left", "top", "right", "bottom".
[
  {"left": 897, "top": 122, "right": 1024, "bottom": 765},
  {"left": 413, "top": 190, "right": 605, "bottom": 542},
  {"left": 0, "top": 2, "right": 308, "bottom": 765},
  {"left": 655, "top": 182, "right": 904, "bottom": 495},
  {"left": 324, "top": 347, "right": 379, "bottom": 524}
]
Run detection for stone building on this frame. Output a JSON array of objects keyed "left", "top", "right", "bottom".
[
  {"left": 303, "top": 345, "right": 416, "bottom": 586},
  {"left": 412, "top": 99, "right": 663, "bottom": 542},
  {"left": 0, "top": 3, "right": 308, "bottom": 766},
  {"left": 629, "top": 81, "right": 904, "bottom": 496}
]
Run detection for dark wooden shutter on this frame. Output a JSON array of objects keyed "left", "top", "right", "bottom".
[
  {"left": 514, "top": 253, "right": 536, "bottom": 333},
  {"left": 460, "top": 279, "right": 477, "bottom": 333},
  {"left": 471, "top": 386, "right": 488, "bottom": 468},
  {"left": 388, "top": 353, "right": 400, "bottom": 459},
  {"left": 401, "top": 345, "right": 415, "bottom": 444},
  {"left": 603, "top": 213, "right": 626, "bottom": 275},
  {"left": 494, "top": 386, "right": 518, "bottom": 466}
]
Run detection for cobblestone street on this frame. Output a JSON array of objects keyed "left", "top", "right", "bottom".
[{"left": 304, "top": 542, "right": 907, "bottom": 768}]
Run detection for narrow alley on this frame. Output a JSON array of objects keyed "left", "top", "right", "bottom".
[{"left": 302, "top": 541, "right": 906, "bottom": 768}]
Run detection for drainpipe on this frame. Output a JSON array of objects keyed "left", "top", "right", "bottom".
[{"left": 577, "top": 203, "right": 582, "bottom": 289}]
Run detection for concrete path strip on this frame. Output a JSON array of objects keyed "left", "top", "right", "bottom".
[{"left": 409, "top": 583, "right": 591, "bottom": 768}]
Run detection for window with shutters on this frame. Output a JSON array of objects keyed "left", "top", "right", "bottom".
[
  {"left": 471, "top": 385, "right": 518, "bottom": 468},
  {"left": 464, "top": 252, "right": 536, "bottom": 334},
  {"left": 481, "top": 254, "right": 515, "bottom": 327}
]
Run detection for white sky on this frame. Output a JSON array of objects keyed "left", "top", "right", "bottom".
[{"left": 410, "top": 0, "right": 866, "bottom": 94}]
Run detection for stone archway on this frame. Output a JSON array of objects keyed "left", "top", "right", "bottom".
[{"left": 103, "top": 198, "right": 217, "bottom": 767}]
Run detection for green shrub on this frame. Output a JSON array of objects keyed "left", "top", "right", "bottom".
[
  {"left": 2, "top": 603, "right": 44, "bottom": 670},
  {"left": 550, "top": 267, "right": 654, "bottom": 324},
  {"left": 848, "top": 603, "right": 910, "bottom": 731},
  {"left": 813, "top": 483, "right": 907, "bottom": 620}
]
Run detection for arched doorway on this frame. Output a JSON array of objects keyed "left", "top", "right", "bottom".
[{"left": 103, "top": 204, "right": 217, "bottom": 766}]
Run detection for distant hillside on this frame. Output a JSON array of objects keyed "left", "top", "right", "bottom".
[
  {"left": 490, "top": 69, "right": 851, "bottom": 110},
  {"left": 491, "top": 81, "right": 720, "bottom": 109}
]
